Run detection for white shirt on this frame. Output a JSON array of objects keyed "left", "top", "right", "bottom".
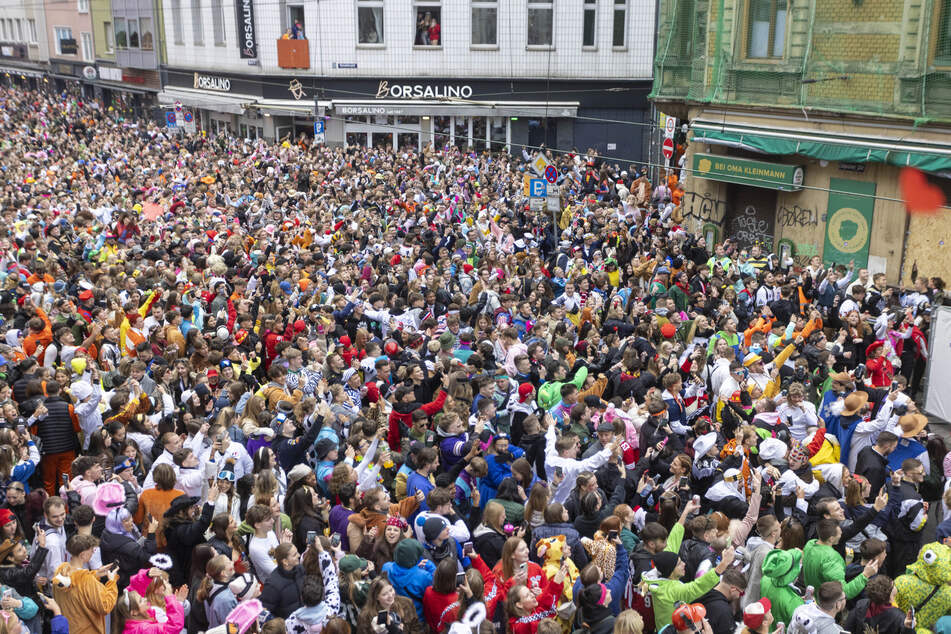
[
  {"left": 248, "top": 532, "right": 279, "bottom": 583},
  {"left": 776, "top": 401, "right": 819, "bottom": 441},
  {"left": 544, "top": 424, "right": 611, "bottom": 504}
]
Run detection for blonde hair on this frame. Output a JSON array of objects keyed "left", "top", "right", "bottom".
[{"left": 614, "top": 610, "right": 645, "bottom": 634}]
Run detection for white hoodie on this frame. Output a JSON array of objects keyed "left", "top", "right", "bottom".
[{"left": 788, "top": 601, "right": 844, "bottom": 634}]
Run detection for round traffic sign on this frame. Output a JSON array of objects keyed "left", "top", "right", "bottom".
[
  {"left": 664, "top": 116, "right": 676, "bottom": 137},
  {"left": 183, "top": 111, "right": 193, "bottom": 123},
  {"left": 165, "top": 111, "right": 177, "bottom": 125},
  {"left": 544, "top": 165, "right": 558, "bottom": 183},
  {"left": 662, "top": 137, "right": 674, "bottom": 160}
]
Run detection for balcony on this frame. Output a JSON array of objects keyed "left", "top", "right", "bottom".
[{"left": 277, "top": 39, "right": 309, "bottom": 69}]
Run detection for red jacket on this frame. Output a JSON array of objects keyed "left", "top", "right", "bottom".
[
  {"left": 423, "top": 587, "right": 459, "bottom": 633},
  {"left": 387, "top": 389, "right": 447, "bottom": 451},
  {"left": 866, "top": 356, "right": 894, "bottom": 388},
  {"left": 506, "top": 575, "right": 565, "bottom": 634}
]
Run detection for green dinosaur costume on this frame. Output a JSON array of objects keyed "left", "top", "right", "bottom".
[
  {"left": 760, "top": 548, "right": 805, "bottom": 627},
  {"left": 537, "top": 365, "right": 588, "bottom": 411},
  {"left": 894, "top": 542, "right": 951, "bottom": 634}
]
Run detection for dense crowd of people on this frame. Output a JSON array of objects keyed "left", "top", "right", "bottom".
[{"left": 0, "top": 84, "right": 947, "bottom": 634}]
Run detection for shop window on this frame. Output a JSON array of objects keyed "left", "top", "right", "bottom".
[
  {"left": 211, "top": 0, "right": 225, "bottom": 44},
  {"left": 239, "top": 124, "right": 264, "bottom": 140},
  {"left": 398, "top": 133, "right": 418, "bottom": 150},
  {"left": 172, "top": 0, "right": 184, "bottom": 44},
  {"left": 358, "top": 0, "right": 384, "bottom": 44},
  {"left": 453, "top": 116, "right": 469, "bottom": 148},
  {"left": 747, "top": 0, "right": 786, "bottom": 59},
  {"left": 414, "top": 2, "right": 441, "bottom": 46},
  {"left": 490, "top": 116, "right": 507, "bottom": 150},
  {"left": 344, "top": 114, "right": 367, "bottom": 123},
  {"left": 472, "top": 117, "right": 486, "bottom": 153},
  {"left": 346, "top": 131, "right": 368, "bottom": 146},
  {"left": 582, "top": 0, "right": 595, "bottom": 48},
  {"left": 528, "top": 0, "right": 553, "bottom": 47},
  {"left": 212, "top": 119, "right": 232, "bottom": 135},
  {"left": 434, "top": 115, "right": 450, "bottom": 148},
  {"left": 613, "top": 0, "right": 627, "bottom": 47},
  {"left": 192, "top": 0, "right": 204, "bottom": 45},
  {"left": 104, "top": 21, "right": 114, "bottom": 52},
  {"left": 140, "top": 18, "right": 153, "bottom": 50},
  {"left": 471, "top": 0, "right": 497, "bottom": 46},
  {"left": 128, "top": 18, "right": 140, "bottom": 48}
]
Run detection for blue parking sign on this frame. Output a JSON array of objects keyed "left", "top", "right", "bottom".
[
  {"left": 529, "top": 179, "right": 547, "bottom": 197},
  {"left": 314, "top": 120, "right": 325, "bottom": 135}
]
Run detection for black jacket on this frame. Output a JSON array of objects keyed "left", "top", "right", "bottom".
[
  {"left": 698, "top": 588, "right": 736, "bottom": 634},
  {"left": 472, "top": 525, "right": 506, "bottom": 569},
  {"left": 844, "top": 600, "right": 914, "bottom": 634},
  {"left": 0, "top": 546, "right": 47, "bottom": 599},
  {"left": 530, "top": 522, "right": 589, "bottom": 569},
  {"left": 260, "top": 564, "right": 304, "bottom": 619},
  {"left": 273, "top": 417, "right": 323, "bottom": 472},
  {"left": 680, "top": 538, "right": 716, "bottom": 582},
  {"left": 34, "top": 396, "right": 79, "bottom": 454},
  {"left": 163, "top": 501, "right": 215, "bottom": 586},
  {"left": 100, "top": 529, "right": 157, "bottom": 590},
  {"left": 854, "top": 446, "right": 889, "bottom": 500}
]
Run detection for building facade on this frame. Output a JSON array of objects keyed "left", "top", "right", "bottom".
[
  {"left": 652, "top": 0, "right": 951, "bottom": 285},
  {"left": 0, "top": 0, "right": 50, "bottom": 81},
  {"left": 158, "top": 0, "right": 657, "bottom": 159},
  {"left": 44, "top": 0, "right": 96, "bottom": 85}
]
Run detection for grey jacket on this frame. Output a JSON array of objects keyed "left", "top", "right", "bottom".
[{"left": 740, "top": 537, "right": 773, "bottom": 610}]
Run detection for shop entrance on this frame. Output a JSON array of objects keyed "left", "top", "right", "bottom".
[
  {"left": 724, "top": 184, "right": 777, "bottom": 252},
  {"left": 344, "top": 115, "right": 421, "bottom": 150}
]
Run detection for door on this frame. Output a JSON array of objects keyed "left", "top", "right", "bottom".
[
  {"left": 724, "top": 184, "right": 777, "bottom": 252},
  {"left": 528, "top": 118, "right": 557, "bottom": 151}
]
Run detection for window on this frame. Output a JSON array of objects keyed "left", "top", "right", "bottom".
[
  {"left": 287, "top": 5, "right": 305, "bottom": 39},
  {"left": 172, "top": 0, "right": 184, "bottom": 43},
  {"left": 78, "top": 0, "right": 89, "bottom": 13},
  {"left": 29, "top": 19, "right": 37, "bottom": 43},
  {"left": 1, "top": 20, "right": 6, "bottom": 40},
  {"left": 357, "top": 0, "right": 384, "bottom": 44},
  {"left": 414, "top": 2, "right": 441, "bottom": 46},
  {"left": 128, "top": 18, "right": 139, "bottom": 47},
  {"left": 81, "top": 31, "right": 93, "bottom": 60},
  {"left": 102, "top": 21, "right": 113, "bottom": 52},
  {"left": 114, "top": 18, "right": 127, "bottom": 48},
  {"left": 192, "top": 0, "right": 204, "bottom": 45},
  {"left": 747, "top": 0, "right": 786, "bottom": 58},
  {"left": 140, "top": 17, "right": 153, "bottom": 49},
  {"left": 612, "top": 0, "right": 627, "bottom": 47},
  {"left": 528, "top": 0, "right": 553, "bottom": 47},
  {"left": 471, "top": 0, "right": 497, "bottom": 46},
  {"left": 211, "top": 0, "right": 225, "bottom": 44},
  {"left": 15, "top": 19, "right": 23, "bottom": 41},
  {"left": 939, "top": 0, "right": 951, "bottom": 59},
  {"left": 583, "top": 0, "right": 596, "bottom": 47},
  {"left": 54, "top": 26, "right": 73, "bottom": 55}
]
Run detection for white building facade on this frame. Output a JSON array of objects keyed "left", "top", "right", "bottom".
[{"left": 159, "top": 0, "right": 656, "bottom": 159}]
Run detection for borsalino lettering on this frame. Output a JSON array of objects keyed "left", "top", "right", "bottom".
[
  {"left": 375, "top": 80, "right": 473, "bottom": 100},
  {"left": 194, "top": 73, "right": 231, "bottom": 92},
  {"left": 235, "top": 0, "right": 257, "bottom": 58}
]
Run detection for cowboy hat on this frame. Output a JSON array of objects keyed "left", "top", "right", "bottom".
[
  {"left": 840, "top": 391, "right": 868, "bottom": 417},
  {"left": 829, "top": 372, "right": 853, "bottom": 386},
  {"left": 92, "top": 482, "right": 127, "bottom": 517},
  {"left": 898, "top": 413, "right": 928, "bottom": 438}
]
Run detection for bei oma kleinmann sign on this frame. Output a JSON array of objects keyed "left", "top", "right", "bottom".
[{"left": 693, "top": 153, "right": 804, "bottom": 192}]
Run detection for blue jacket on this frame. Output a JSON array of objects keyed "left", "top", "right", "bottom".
[
  {"left": 405, "top": 471, "right": 435, "bottom": 519},
  {"left": 478, "top": 447, "right": 525, "bottom": 509},
  {"left": 381, "top": 559, "right": 436, "bottom": 619},
  {"left": 439, "top": 433, "right": 469, "bottom": 470},
  {"left": 571, "top": 544, "right": 630, "bottom": 616}
]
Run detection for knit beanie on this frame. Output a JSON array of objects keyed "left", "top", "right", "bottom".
[
  {"left": 653, "top": 551, "right": 679, "bottom": 577},
  {"left": 393, "top": 539, "right": 425, "bottom": 569},
  {"left": 423, "top": 516, "right": 449, "bottom": 543}
]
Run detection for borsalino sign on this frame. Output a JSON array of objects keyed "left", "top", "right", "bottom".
[
  {"left": 194, "top": 73, "right": 231, "bottom": 92},
  {"left": 235, "top": 0, "right": 257, "bottom": 59},
  {"left": 375, "top": 80, "right": 472, "bottom": 100}
]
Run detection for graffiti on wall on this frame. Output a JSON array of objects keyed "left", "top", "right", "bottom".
[
  {"left": 777, "top": 204, "right": 819, "bottom": 228},
  {"left": 682, "top": 191, "right": 728, "bottom": 224},
  {"left": 729, "top": 205, "right": 774, "bottom": 251}
]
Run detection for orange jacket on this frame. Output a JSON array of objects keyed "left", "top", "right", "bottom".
[{"left": 22, "top": 306, "right": 53, "bottom": 359}]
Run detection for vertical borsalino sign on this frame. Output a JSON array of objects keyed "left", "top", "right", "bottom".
[{"left": 235, "top": 0, "right": 257, "bottom": 59}]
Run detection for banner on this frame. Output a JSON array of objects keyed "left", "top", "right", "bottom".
[
  {"left": 235, "top": 0, "right": 257, "bottom": 59},
  {"left": 823, "top": 178, "right": 876, "bottom": 268},
  {"left": 693, "top": 153, "right": 804, "bottom": 191}
]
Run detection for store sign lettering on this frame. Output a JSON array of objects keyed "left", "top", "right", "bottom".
[
  {"left": 194, "top": 73, "right": 231, "bottom": 92},
  {"left": 235, "top": 0, "right": 257, "bottom": 59},
  {"left": 375, "top": 80, "right": 472, "bottom": 100}
]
